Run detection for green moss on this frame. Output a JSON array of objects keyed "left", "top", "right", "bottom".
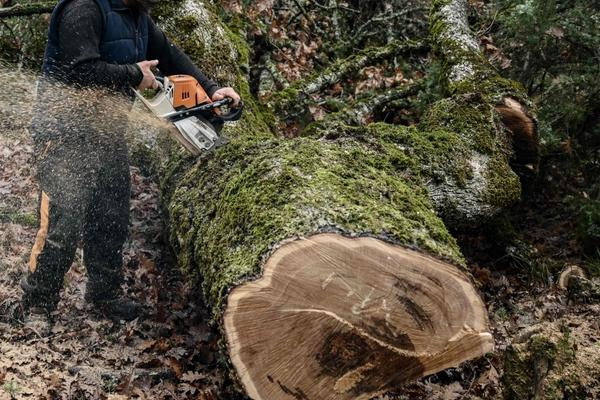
[
  {"left": 307, "top": 92, "right": 519, "bottom": 198},
  {"left": 429, "top": 0, "right": 533, "bottom": 110},
  {"left": 504, "top": 345, "right": 533, "bottom": 399},
  {"left": 303, "top": 91, "right": 523, "bottom": 226},
  {"left": 484, "top": 155, "right": 521, "bottom": 206},
  {"left": 419, "top": 96, "right": 498, "bottom": 154},
  {"left": 305, "top": 114, "right": 475, "bottom": 190},
  {"left": 419, "top": 95, "right": 523, "bottom": 207},
  {"left": 0, "top": 207, "right": 37, "bottom": 227},
  {"left": 503, "top": 327, "right": 591, "bottom": 400},
  {"left": 167, "top": 136, "right": 463, "bottom": 319}
]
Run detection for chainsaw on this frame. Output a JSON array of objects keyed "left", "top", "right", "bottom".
[{"left": 133, "top": 74, "right": 243, "bottom": 155}]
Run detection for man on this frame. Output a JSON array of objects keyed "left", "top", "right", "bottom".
[{"left": 21, "top": 0, "right": 240, "bottom": 334}]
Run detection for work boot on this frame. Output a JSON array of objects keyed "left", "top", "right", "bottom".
[
  {"left": 22, "top": 307, "right": 52, "bottom": 337},
  {"left": 87, "top": 294, "right": 144, "bottom": 322}
]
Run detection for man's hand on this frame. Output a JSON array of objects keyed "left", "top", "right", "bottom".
[
  {"left": 212, "top": 87, "right": 241, "bottom": 107},
  {"left": 136, "top": 60, "right": 159, "bottom": 90}
]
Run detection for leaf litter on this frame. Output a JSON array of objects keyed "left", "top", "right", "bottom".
[{"left": 0, "top": 130, "right": 226, "bottom": 399}]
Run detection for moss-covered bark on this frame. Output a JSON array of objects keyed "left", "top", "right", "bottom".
[
  {"left": 151, "top": 0, "right": 274, "bottom": 142},
  {"left": 504, "top": 323, "right": 600, "bottom": 400},
  {"left": 304, "top": 92, "right": 522, "bottom": 226},
  {"left": 168, "top": 135, "right": 464, "bottom": 316},
  {"left": 430, "top": 0, "right": 527, "bottom": 100}
]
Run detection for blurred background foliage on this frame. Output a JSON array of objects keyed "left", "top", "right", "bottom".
[{"left": 0, "top": 0, "right": 49, "bottom": 68}]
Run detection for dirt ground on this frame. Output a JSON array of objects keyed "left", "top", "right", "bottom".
[{"left": 1, "top": 124, "right": 599, "bottom": 399}]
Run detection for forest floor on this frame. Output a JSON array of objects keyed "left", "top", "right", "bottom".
[
  {"left": 1, "top": 122, "right": 599, "bottom": 399},
  {"left": 0, "top": 130, "right": 225, "bottom": 399}
]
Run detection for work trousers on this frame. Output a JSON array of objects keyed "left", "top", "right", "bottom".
[{"left": 22, "top": 103, "right": 131, "bottom": 312}]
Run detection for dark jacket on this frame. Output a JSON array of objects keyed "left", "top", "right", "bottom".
[{"left": 42, "top": 0, "right": 218, "bottom": 95}]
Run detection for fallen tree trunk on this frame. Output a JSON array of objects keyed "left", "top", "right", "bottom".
[
  {"left": 162, "top": 134, "right": 493, "bottom": 399},
  {"left": 147, "top": 0, "right": 536, "bottom": 398},
  {"left": 149, "top": 1, "right": 504, "bottom": 398}
]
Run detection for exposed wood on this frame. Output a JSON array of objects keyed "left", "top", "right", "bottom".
[
  {"left": 224, "top": 234, "right": 492, "bottom": 400},
  {"left": 558, "top": 265, "right": 587, "bottom": 290},
  {"left": 0, "top": 2, "right": 55, "bottom": 18},
  {"left": 496, "top": 97, "right": 538, "bottom": 168}
]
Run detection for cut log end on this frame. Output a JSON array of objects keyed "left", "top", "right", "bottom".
[
  {"left": 496, "top": 97, "right": 539, "bottom": 169},
  {"left": 224, "top": 234, "right": 493, "bottom": 400}
]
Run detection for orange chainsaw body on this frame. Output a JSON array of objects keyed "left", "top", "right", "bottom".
[{"left": 168, "top": 74, "right": 212, "bottom": 110}]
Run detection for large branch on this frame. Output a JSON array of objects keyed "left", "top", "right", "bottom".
[
  {"left": 0, "top": 2, "right": 55, "bottom": 18},
  {"left": 301, "top": 40, "right": 427, "bottom": 95},
  {"left": 430, "top": 0, "right": 538, "bottom": 169},
  {"left": 272, "top": 40, "right": 428, "bottom": 123},
  {"left": 343, "top": 80, "right": 423, "bottom": 125}
]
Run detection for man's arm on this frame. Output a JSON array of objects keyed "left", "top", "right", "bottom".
[
  {"left": 146, "top": 17, "right": 220, "bottom": 97},
  {"left": 57, "top": 0, "right": 143, "bottom": 88}
]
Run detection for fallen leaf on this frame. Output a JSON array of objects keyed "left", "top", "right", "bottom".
[{"left": 181, "top": 371, "right": 207, "bottom": 383}]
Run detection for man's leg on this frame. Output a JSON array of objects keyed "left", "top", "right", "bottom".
[
  {"left": 82, "top": 141, "right": 139, "bottom": 319},
  {"left": 22, "top": 149, "right": 86, "bottom": 314}
]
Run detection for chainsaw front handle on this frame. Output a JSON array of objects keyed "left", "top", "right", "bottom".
[
  {"left": 219, "top": 99, "right": 244, "bottom": 122},
  {"left": 164, "top": 98, "right": 244, "bottom": 123}
]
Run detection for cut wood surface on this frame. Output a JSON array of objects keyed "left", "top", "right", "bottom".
[
  {"left": 224, "top": 234, "right": 493, "bottom": 400},
  {"left": 496, "top": 97, "right": 538, "bottom": 168}
]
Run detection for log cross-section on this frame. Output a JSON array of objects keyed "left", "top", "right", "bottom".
[{"left": 224, "top": 234, "right": 493, "bottom": 400}]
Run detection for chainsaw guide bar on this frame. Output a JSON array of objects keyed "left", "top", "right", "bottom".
[{"left": 134, "top": 75, "right": 243, "bottom": 155}]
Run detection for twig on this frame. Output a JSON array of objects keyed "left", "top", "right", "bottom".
[
  {"left": 0, "top": 2, "right": 55, "bottom": 18},
  {"left": 343, "top": 80, "right": 424, "bottom": 125},
  {"left": 352, "top": 7, "right": 427, "bottom": 43},
  {"left": 264, "top": 57, "right": 289, "bottom": 89}
]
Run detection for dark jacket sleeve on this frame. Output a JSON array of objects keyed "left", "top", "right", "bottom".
[
  {"left": 146, "top": 17, "right": 220, "bottom": 97},
  {"left": 57, "top": 0, "right": 143, "bottom": 88}
]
